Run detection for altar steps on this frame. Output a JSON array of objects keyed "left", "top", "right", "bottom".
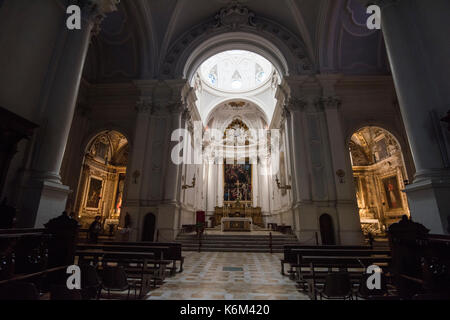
[{"left": 176, "top": 233, "right": 300, "bottom": 253}]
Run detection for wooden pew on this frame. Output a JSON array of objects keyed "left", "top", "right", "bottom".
[
  {"left": 76, "top": 249, "right": 171, "bottom": 297},
  {"left": 104, "top": 241, "right": 184, "bottom": 274},
  {"left": 0, "top": 229, "right": 50, "bottom": 279},
  {"left": 280, "top": 245, "right": 374, "bottom": 276},
  {"left": 77, "top": 242, "right": 184, "bottom": 275},
  {"left": 291, "top": 248, "right": 390, "bottom": 282},
  {"left": 299, "top": 255, "right": 392, "bottom": 300}
]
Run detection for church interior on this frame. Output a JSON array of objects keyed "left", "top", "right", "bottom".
[{"left": 0, "top": 0, "right": 449, "bottom": 304}]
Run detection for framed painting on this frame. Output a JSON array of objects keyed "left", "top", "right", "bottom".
[
  {"left": 381, "top": 175, "right": 403, "bottom": 210},
  {"left": 86, "top": 177, "right": 103, "bottom": 209},
  {"left": 224, "top": 163, "right": 252, "bottom": 202}
]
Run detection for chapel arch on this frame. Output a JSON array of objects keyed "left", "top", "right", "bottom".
[
  {"left": 74, "top": 130, "right": 130, "bottom": 229},
  {"left": 349, "top": 126, "right": 410, "bottom": 235}
]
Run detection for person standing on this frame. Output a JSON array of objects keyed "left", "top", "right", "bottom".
[
  {"left": 44, "top": 211, "right": 79, "bottom": 268},
  {"left": 88, "top": 216, "right": 102, "bottom": 243}
]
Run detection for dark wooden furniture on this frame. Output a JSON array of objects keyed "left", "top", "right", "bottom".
[
  {"left": 78, "top": 241, "right": 184, "bottom": 274},
  {"left": 280, "top": 245, "right": 374, "bottom": 276},
  {"left": 0, "top": 229, "right": 50, "bottom": 280},
  {"left": 300, "top": 255, "right": 392, "bottom": 300},
  {"left": 76, "top": 249, "right": 170, "bottom": 297}
]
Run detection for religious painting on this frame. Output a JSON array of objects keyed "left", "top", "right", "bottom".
[
  {"left": 382, "top": 175, "right": 403, "bottom": 210},
  {"left": 113, "top": 173, "right": 126, "bottom": 215},
  {"left": 86, "top": 177, "right": 103, "bottom": 209},
  {"left": 224, "top": 164, "right": 252, "bottom": 202}
]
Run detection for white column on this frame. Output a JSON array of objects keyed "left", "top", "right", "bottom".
[
  {"left": 126, "top": 100, "right": 151, "bottom": 203},
  {"left": 217, "top": 163, "right": 224, "bottom": 207},
  {"left": 375, "top": 0, "right": 450, "bottom": 233},
  {"left": 285, "top": 99, "right": 311, "bottom": 203},
  {"left": 19, "top": 0, "right": 119, "bottom": 227},
  {"left": 206, "top": 163, "right": 216, "bottom": 213},
  {"left": 319, "top": 93, "right": 363, "bottom": 244},
  {"left": 162, "top": 104, "right": 185, "bottom": 203},
  {"left": 252, "top": 163, "right": 259, "bottom": 207}
]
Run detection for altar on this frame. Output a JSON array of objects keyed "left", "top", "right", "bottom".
[
  {"left": 221, "top": 217, "right": 253, "bottom": 232},
  {"left": 214, "top": 200, "right": 263, "bottom": 230}
]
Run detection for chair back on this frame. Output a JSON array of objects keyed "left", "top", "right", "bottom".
[
  {"left": 101, "top": 266, "right": 129, "bottom": 291},
  {"left": 323, "top": 272, "right": 352, "bottom": 297},
  {"left": 81, "top": 264, "right": 101, "bottom": 287}
]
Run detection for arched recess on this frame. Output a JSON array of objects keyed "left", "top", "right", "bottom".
[
  {"left": 349, "top": 126, "right": 411, "bottom": 235},
  {"left": 319, "top": 214, "right": 336, "bottom": 245},
  {"left": 74, "top": 130, "right": 130, "bottom": 229},
  {"left": 160, "top": 3, "right": 313, "bottom": 79},
  {"left": 204, "top": 98, "right": 269, "bottom": 128}
]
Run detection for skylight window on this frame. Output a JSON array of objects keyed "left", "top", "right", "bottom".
[{"left": 199, "top": 50, "right": 272, "bottom": 92}]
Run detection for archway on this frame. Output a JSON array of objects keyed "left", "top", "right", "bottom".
[
  {"left": 349, "top": 126, "right": 410, "bottom": 235},
  {"left": 142, "top": 213, "right": 156, "bottom": 242},
  {"left": 319, "top": 214, "right": 336, "bottom": 245},
  {"left": 74, "top": 130, "right": 129, "bottom": 229},
  {"left": 185, "top": 49, "right": 284, "bottom": 229}
]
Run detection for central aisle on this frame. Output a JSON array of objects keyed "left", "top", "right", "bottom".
[{"left": 146, "top": 252, "right": 309, "bottom": 300}]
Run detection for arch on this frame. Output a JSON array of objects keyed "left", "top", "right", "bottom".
[
  {"left": 204, "top": 97, "right": 269, "bottom": 127},
  {"left": 182, "top": 33, "right": 289, "bottom": 82},
  {"left": 349, "top": 126, "right": 411, "bottom": 233},
  {"left": 160, "top": 3, "right": 313, "bottom": 79},
  {"left": 73, "top": 130, "right": 130, "bottom": 227},
  {"left": 319, "top": 214, "right": 336, "bottom": 245},
  {"left": 142, "top": 213, "right": 156, "bottom": 242},
  {"left": 346, "top": 123, "right": 405, "bottom": 154},
  {"left": 82, "top": 127, "right": 132, "bottom": 155}
]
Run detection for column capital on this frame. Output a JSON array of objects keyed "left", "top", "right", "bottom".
[
  {"left": 135, "top": 98, "right": 152, "bottom": 114},
  {"left": 168, "top": 101, "right": 188, "bottom": 116},
  {"left": 79, "top": 0, "right": 120, "bottom": 35},
  {"left": 316, "top": 96, "right": 342, "bottom": 110},
  {"left": 285, "top": 97, "right": 307, "bottom": 113}
]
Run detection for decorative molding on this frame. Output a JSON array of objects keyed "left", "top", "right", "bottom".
[
  {"left": 135, "top": 98, "right": 152, "bottom": 114},
  {"left": 161, "top": 2, "right": 313, "bottom": 78},
  {"left": 286, "top": 97, "right": 307, "bottom": 113},
  {"left": 316, "top": 96, "right": 342, "bottom": 110}
]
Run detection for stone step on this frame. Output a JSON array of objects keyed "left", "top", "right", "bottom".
[
  {"left": 180, "top": 243, "right": 295, "bottom": 248},
  {"left": 177, "top": 235, "right": 297, "bottom": 241},
  {"left": 176, "top": 232, "right": 299, "bottom": 253},
  {"left": 181, "top": 248, "right": 285, "bottom": 253}
]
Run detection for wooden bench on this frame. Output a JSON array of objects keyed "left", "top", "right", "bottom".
[
  {"left": 280, "top": 245, "right": 374, "bottom": 276},
  {"left": 299, "top": 255, "right": 392, "bottom": 300},
  {"left": 76, "top": 249, "right": 171, "bottom": 297},
  {"left": 78, "top": 241, "right": 184, "bottom": 274},
  {"left": 291, "top": 248, "right": 390, "bottom": 281},
  {"left": 105, "top": 241, "right": 184, "bottom": 274}
]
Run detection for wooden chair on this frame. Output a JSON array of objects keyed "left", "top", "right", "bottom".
[
  {"left": 317, "top": 273, "right": 353, "bottom": 300},
  {"left": 100, "top": 266, "right": 137, "bottom": 299},
  {"left": 80, "top": 264, "right": 102, "bottom": 300}
]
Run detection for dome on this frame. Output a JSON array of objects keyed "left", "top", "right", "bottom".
[{"left": 200, "top": 50, "right": 273, "bottom": 92}]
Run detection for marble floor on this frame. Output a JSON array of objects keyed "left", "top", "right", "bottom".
[{"left": 146, "top": 251, "right": 309, "bottom": 300}]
